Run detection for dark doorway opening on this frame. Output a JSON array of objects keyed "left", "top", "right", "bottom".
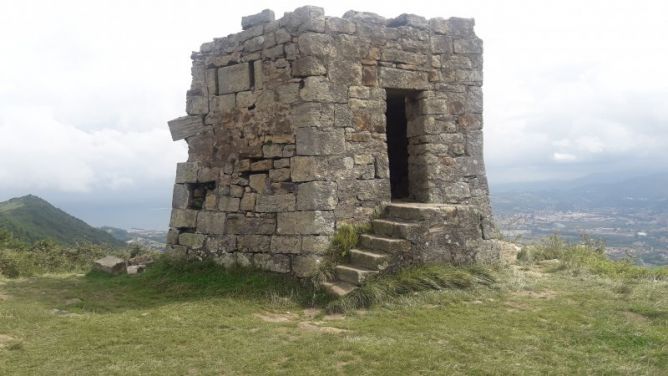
[{"left": 385, "top": 91, "right": 410, "bottom": 200}]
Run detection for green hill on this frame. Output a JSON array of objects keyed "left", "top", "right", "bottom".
[{"left": 0, "top": 195, "right": 123, "bottom": 247}]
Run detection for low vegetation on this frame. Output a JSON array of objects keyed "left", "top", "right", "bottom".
[
  {"left": 518, "top": 235, "right": 668, "bottom": 280},
  {"left": 0, "top": 235, "right": 666, "bottom": 374}
]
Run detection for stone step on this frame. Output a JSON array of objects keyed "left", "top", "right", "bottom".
[
  {"left": 359, "top": 234, "right": 411, "bottom": 254},
  {"left": 322, "top": 280, "right": 357, "bottom": 297},
  {"left": 335, "top": 264, "right": 378, "bottom": 285},
  {"left": 384, "top": 202, "right": 459, "bottom": 221},
  {"left": 349, "top": 248, "right": 390, "bottom": 270},
  {"left": 372, "top": 218, "right": 420, "bottom": 239}
]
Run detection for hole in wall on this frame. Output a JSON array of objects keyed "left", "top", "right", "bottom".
[
  {"left": 187, "top": 182, "right": 216, "bottom": 210},
  {"left": 386, "top": 90, "right": 412, "bottom": 200}
]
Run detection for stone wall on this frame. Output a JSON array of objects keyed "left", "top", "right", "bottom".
[{"left": 166, "top": 6, "right": 492, "bottom": 276}]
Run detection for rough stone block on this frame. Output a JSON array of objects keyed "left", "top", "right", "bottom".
[
  {"left": 175, "top": 162, "right": 198, "bottom": 183},
  {"left": 297, "top": 181, "right": 338, "bottom": 210},
  {"left": 241, "top": 9, "right": 275, "bottom": 30},
  {"left": 170, "top": 209, "right": 197, "bottom": 229},
  {"left": 172, "top": 184, "right": 190, "bottom": 209},
  {"left": 236, "top": 91, "right": 255, "bottom": 108},
  {"left": 225, "top": 215, "right": 275, "bottom": 235},
  {"left": 301, "top": 236, "right": 330, "bottom": 254},
  {"left": 168, "top": 116, "right": 205, "bottom": 141},
  {"left": 388, "top": 13, "right": 428, "bottom": 28},
  {"left": 249, "top": 174, "right": 270, "bottom": 193},
  {"left": 196, "top": 211, "right": 226, "bottom": 234},
  {"left": 238, "top": 235, "right": 271, "bottom": 253},
  {"left": 379, "top": 67, "right": 429, "bottom": 90},
  {"left": 293, "top": 56, "right": 327, "bottom": 77},
  {"left": 326, "top": 17, "right": 356, "bottom": 34},
  {"left": 179, "top": 232, "right": 205, "bottom": 248},
  {"left": 293, "top": 102, "right": 334, "bottom": 128},
  {"left": 381, "top": 49, "right": 428, "bottom": 66},
  {"left": 218, "top": 63, "right": 251, "bottom": 94},
  {"left": 270, "top": 236, "right": 301, "bottom": 254},
  {"left": 297, "top": 32, "right": 332, "bottom": 57},
  {"left": 186, "top": 95, "right": 209, "bottom": 115},
  {"left": 206, "top": 235, "right": 236, "bottom": 253},
  {"left": 253, "top": 253, "right": 290, "bottom": 273},
  {"left": 255, "top": 194, "right": 296, "bottom": 212},
  {"left": 274, "top": 158, "right": 290, "bottom": 169},
  {"left": 219, "top": 196, "right": 240, "bottom": 212},
  {"left": 269, "top": 168, "right": 291, "bottom": 182},
  {"left": 453, "top": 38, "right": 483, "bottom": 54},
  {"left": 292, "top": 255, "right": 322, "bottom": 277},
  {"left": 299, "top": 76, "right": 333, "bottom": 102},
  {"left": 290, "top": 156, "right": 317, "bottom": 182},
  {"left": 277, "top": 211, "right": 335, "bottom": 235},
  {"left": 251, "top": 159, "right": 273, "bottom": 171},
  {"left": 93, "top": 256, "right": 126, "bottom": 275},
  {"left": 296, "top": 128, "right": 345, "bottom": 155},
  {"left": 263, "top": 144, "right": 283, "bottom": 158},
  {"left": 430, "top": 35, "right": 453, "bottom": 54},
  {"left": 240, "top": 192, "right": 256, "bottom": 211}
]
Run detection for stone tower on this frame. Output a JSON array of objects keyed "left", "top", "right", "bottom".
[{"left": 166, "top": 6, "right": 498, "bottom": 281}]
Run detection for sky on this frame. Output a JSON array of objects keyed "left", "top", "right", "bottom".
[{"left": 1, "top": 0, "right": 667, "bottom": 229}]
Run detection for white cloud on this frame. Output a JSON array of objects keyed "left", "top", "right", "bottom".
[{"left": 0, "top": 106, "right": 185, "bottom": 193}]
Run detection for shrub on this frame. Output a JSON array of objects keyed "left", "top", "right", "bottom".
[{"left": 518, "top": 235, "right": 668, "bottom": 281}]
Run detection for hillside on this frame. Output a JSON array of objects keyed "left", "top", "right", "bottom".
[{"left": 0, "top": 195, "right": 123, "bottom": 247}]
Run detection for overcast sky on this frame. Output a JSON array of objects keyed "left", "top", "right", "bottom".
[{"left": 1, "top": 0, "right": 667, "bottom": 229}]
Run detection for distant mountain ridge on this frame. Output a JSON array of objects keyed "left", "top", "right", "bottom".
[{"left": 0, "top": 195, "right": 124, "bottom": 247}]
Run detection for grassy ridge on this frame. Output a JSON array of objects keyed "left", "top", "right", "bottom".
[{"left": 0, "top": 195, "right": 123, "bottom": 247}]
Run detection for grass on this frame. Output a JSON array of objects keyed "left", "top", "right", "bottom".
[{"left": 0, "top": 239, "right": 667, "bottom": 374}]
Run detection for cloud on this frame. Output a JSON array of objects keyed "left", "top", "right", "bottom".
[{"left": 0, "top": 106, "right": 185, "bottom": 193}]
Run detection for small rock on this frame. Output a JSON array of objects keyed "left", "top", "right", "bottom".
[
  {"left": 128, "top": 254, "right": 154, "bottom": 266},
  {"left": 127, "top": 265, "right": 145, "bottom": 275},
  {"left": 64, "top": 298, "right": 82, "bottom": 306},
  {"left": 93, "top": 256, "right": 126, "bottom": 275}
]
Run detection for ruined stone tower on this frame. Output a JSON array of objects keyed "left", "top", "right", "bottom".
[{"left": 166, "top": 6, "right": 498, "bottom": 283}]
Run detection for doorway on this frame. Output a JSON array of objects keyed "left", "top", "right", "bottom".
[{"left": 385, "top": 91, "right": 410, "bottom": 200}]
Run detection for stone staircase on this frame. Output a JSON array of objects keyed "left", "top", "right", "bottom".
[{"left": 322, "top": 203, "right": 423, "bottom": 297}]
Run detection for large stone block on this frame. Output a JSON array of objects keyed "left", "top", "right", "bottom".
[
  {"left": 379, "top": 67, "right": 429, "bottom": 90},
  {"left": 293, "top": 102, "right": 334, "bottom": 128},
  {"left": 170, "top": 209, "right": 197, "bottom": 229},
  {"left": 218, "top": 63, "right": 251, "bottom": 94},
  {"left": 241, "top": 9, "right": 275, "bottom": 30},
  {"left": 292, "top": 255, "right": 322, "bottom": 277},
  {"left": 225, "top": 214, "right": 275, "bottom": 235},
  {"left": 270, "top": 236, "right": 301, "bottom": 254},
  {"left": 453, "top": 38, "right": 483, "bottom": 54},
  {"left": 172, "top": 184, "right": 190, "bottom": 209},
  {"left": 301, "top": 236, "right": 330, "bottom": 254},
  {"left": 276, "top": 211, "right": 335, "bottom": 235},
  {"left": 253, "top": 253, "right": 290, "bottom": 273},
  {"left": 292, "top": 56, "right": 327, "bottom": 77},
  {"left": 238, "top": 235, "right": 271, "bottom": 253},
  {"left": 295, "top": 128, "right": 345, "bottom": 155},
  {"left": 179, "top": 232, "right": 205, "bottom": 249},
  {"left": 206, "top": 235, "right": 236, "bottom": 253},
  {"left": 168, "top": 116, "right": 205, "bottom": 141},
  {"left": 175, "top": 162, "right": 198, "bottom": 183},
  {"left": 196, "top": 211, "right": 226, "bottom": 234},
  {"left": 297, "top": 32, "right": 332, "bottom": 56},
  {"left": 297, "top": 181, "right": 338, "bottom": 210},
  {"left": 255, "top": 194, "right": 296, "bottom": 212}
]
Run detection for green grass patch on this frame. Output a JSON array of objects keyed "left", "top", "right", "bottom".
[{"left": 327, "top": 264, "right": 495, "bottom": 313}]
